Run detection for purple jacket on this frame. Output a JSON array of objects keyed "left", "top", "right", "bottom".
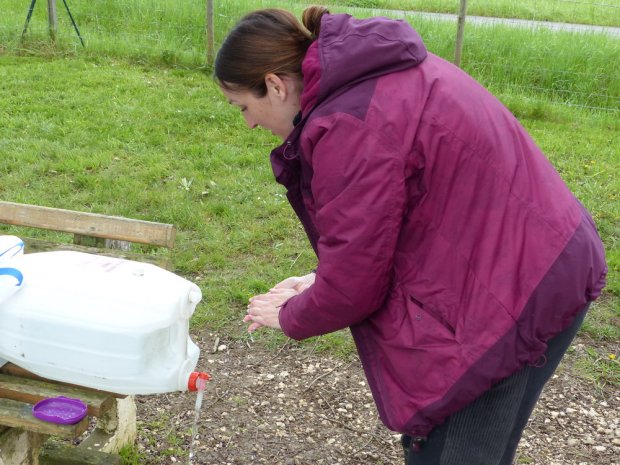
[{"left": 271, "top": 14, "right": 607, "bottom": 437}]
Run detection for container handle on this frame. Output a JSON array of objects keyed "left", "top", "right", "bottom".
[
  {"left": 0, "top": 268, "right": 23, "bottom": 286},
  {"left": 0, "top": 236, "right": 24, "bottom": 261}
]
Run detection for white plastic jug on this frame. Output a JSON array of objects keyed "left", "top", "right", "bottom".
[{"left": 0, "top": 250, "right": 207, "bottom": 395}]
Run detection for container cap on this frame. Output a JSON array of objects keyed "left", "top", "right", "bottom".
[
  {"left": 32, "top": 396, "right": 88, "bottom": 425},
  {"left": 188, "top": 371, "right": 211, "bottom": 391}
]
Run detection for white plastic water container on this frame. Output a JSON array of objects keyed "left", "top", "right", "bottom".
[{"left": 0, "top": 250, "right": 205, "bottom": 395}]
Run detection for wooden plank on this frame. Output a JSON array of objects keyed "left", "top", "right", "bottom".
[
  {"left": 0, "top": 363, "right": 51, "bottom": 380},
  {"left": 42, "top": 441, "right": 122, "bottom": 465},
  {"left": 0, "top": 201, "right": 175, "bottom": 248},
  {"left": 0, "top": 398, "right": 88, "bottom": 439},
  {"left": 0, "top": 374, "right": 114, "bottom": 417},
  {"left": 0, "top": 363, "right": 125, "bottom": 400}
]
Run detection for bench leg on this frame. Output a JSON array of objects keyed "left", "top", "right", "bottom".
[
  {"left": 78, "top": 396, "right": 137, "bottom": 454},
  {"left": 0, "top": 427, "right": 46, "bottom": 465}
]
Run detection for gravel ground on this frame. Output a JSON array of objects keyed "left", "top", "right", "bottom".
[{"left": 135, "top": 331, "right": 619, "bottom": 465}]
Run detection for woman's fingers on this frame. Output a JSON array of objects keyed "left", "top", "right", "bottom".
[
  {"left": 268, "top": 287, "right": 295, "bottom": 294},
  {"left": 245, "top": 303, "right": 282, "bottom": 329},
  {"left": 243, "top": 274, "right": 314, "bottom": 334},
  {"left": 247, "top": 321, "right": 263, "bottom": 333},
  {"left": 244, "top": 313, "right": 264, "bottom": 333},
  {"left": 245, "top": 284, "right": 298, "bottom": 333},
  {"left": 249, "top": 290, "right": 296, "bottom": 309}
]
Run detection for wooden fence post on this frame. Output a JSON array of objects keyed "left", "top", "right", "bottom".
[
  {"left": 206, "top": 0, "right": 215, "bottom": 67},
  {"left": 47, "top": 0, "right": 58, "bottom": 42},
  {"left": 454, "top": 0, "right": 468, "bottom": 67}
]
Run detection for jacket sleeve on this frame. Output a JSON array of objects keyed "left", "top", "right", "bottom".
[{"left": 279, "top": 114, "right": 408, "bottom": 340}]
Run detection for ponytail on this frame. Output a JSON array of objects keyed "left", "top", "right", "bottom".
[{"left": 302, "top": 5, "right": 329, "bottom": 38}]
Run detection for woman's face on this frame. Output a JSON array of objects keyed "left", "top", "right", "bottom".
[{"left": 221, "top": 74, "right": 301, "bottom": 141}]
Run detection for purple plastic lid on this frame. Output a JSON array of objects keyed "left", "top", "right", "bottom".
[{"left": 32, "top": 396, "right": 88, "bottom": 425}]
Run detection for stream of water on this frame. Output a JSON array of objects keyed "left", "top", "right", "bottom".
[{"left": 188, "top": 377, "right": 207, "bottom": 465}]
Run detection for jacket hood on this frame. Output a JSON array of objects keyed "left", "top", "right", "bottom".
[{"left": 301, "top": 13, "right": 428, "bottom": 113}]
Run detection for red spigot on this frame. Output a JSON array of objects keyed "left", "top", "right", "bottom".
[{"left": 188, "top": 371, "right": 211, "bottom": 391}]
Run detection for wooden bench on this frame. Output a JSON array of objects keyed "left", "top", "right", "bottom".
[{"left": 0, "top": 200, "right": 177, "bottom": 465}]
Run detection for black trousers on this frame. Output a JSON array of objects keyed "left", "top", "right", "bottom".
[{"left": 402, "top": 305, "right": 589, "bottom": 465}]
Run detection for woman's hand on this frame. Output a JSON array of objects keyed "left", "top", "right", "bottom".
[
  {"left": 244, "top": 273, "right": 316, "bottom": 333},
  {"left": 271, "top": 272, "right": 316, "bottom": 293},
  {"left": 244, "top": 287, "right": 297, "bottom": 333}
]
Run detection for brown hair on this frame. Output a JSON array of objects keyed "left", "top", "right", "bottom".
[{"left": 214, "top": 6, "right": 329, "bottom": 97}]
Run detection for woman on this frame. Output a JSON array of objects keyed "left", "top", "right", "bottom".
[{"left": 214, "top": 7, "right": 607, "bottom": 464}]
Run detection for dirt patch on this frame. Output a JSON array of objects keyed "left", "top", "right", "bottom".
[{"left": 135, "top": 332, "right": 619, "bottom": 465}]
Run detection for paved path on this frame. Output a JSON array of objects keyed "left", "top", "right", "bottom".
[{"left": 369, "top": 9, "right": 620, "bottom": 37}]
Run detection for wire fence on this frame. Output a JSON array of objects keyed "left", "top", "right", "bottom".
[{"left": 1, "top": 0, "right": 619, "bottom": 112}]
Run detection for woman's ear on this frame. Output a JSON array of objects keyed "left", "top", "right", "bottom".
[{"left": 264, "top": 73, "right": 288, "bottom": 101}]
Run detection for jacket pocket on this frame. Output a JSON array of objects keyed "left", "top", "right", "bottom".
[{"left": 410, "top": 295, "right": 456, "bottom": 337}]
